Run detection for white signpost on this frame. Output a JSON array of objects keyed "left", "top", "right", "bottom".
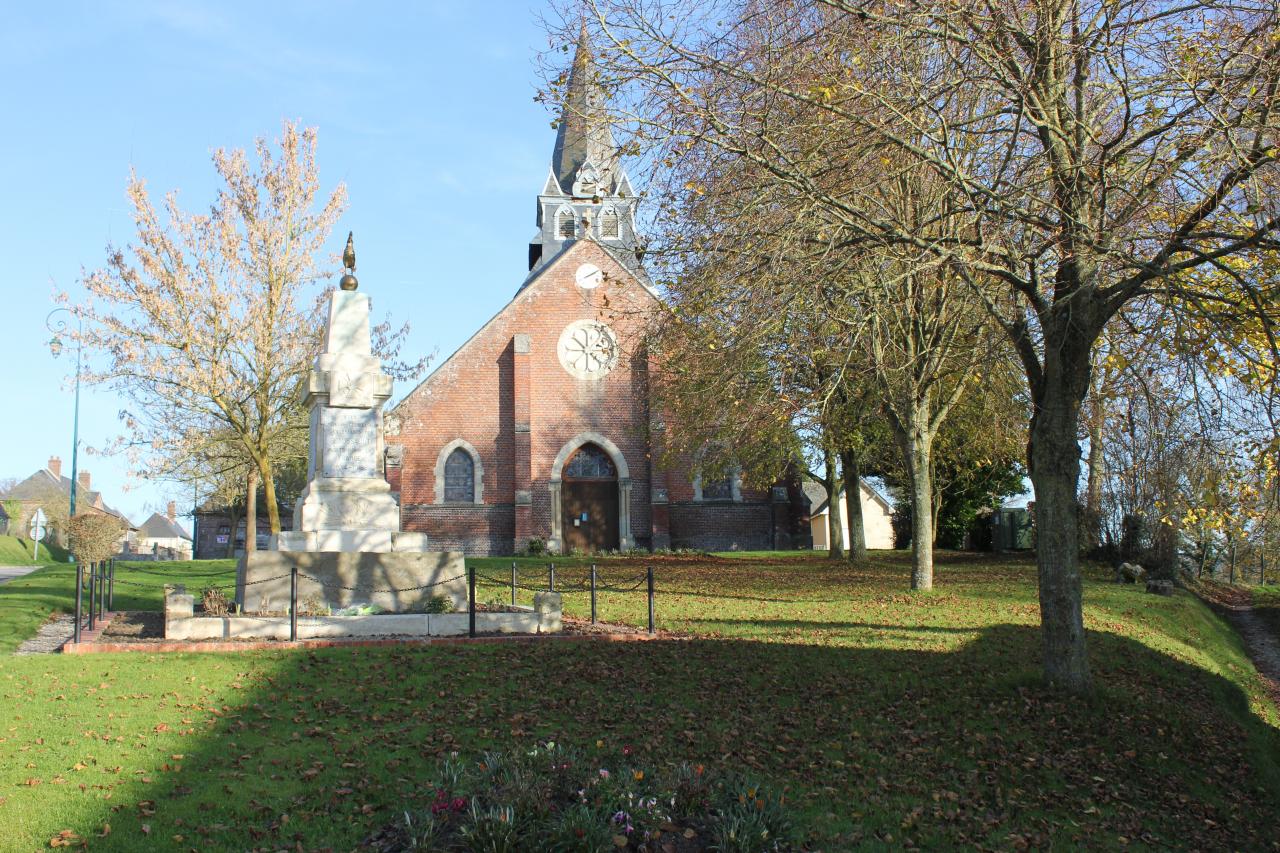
[{"left": 28, "top": 508, "right": 47, "bottom": 562}]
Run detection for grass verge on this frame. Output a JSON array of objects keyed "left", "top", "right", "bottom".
[{"left": 0, "top": 553, "right": 1277, "bottom": 849}]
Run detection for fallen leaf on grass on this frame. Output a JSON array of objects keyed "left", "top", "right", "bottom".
[{"left": 48, "top": 829, "right": 81, "bottom": 848}]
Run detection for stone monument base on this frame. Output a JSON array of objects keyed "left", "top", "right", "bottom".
[{"left": 236, "top": 550, "right": 466, "bottom": 614}]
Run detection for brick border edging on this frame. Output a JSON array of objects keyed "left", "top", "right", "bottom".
[{"left": 60, "top": 631, "right": 668, "bottom": 654}]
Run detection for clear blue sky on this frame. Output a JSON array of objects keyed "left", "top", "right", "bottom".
[{"left": 1, "top": 2, "right": 564, "bottom": 528}]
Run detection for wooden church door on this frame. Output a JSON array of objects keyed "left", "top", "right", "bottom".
[{"left": 562, "top": 444, "right": 619, "bottom": 553}]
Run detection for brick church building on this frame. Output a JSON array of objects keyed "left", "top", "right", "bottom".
[{"left": 385, "top": 33, "right": 809, "bottom": 555}]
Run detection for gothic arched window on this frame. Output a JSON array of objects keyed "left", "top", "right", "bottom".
[
  {"left": 564, "top": 444, "right": 617, "bottom": 479},
  {"left": 599, "top": 207, "right": 620, "bottom": 240},
  {"left": 443, "top": 448, "right": 475, "bottom": 502},
  {"left": 557, "top": 207, "right": 577, "bottom": 239}
]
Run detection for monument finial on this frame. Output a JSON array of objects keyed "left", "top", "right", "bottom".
[{"left": 339, "top": 231, "right": 358, "bottom": 291}]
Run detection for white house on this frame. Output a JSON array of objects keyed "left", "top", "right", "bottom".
[
  {"left": 806, "top": 479, "right": 896, "bottom": 551},
  {"left": 133, "top": 502, "right": 192, "bottom": 560}
]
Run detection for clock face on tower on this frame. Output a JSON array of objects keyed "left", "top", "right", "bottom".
[{"left": 558, "top": 320, "right": 619, "bottom": 379}]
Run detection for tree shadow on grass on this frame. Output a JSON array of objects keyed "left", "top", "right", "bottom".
[
  {"left": 680, "top": 617, "right": 984, "bottom": 635},
  {"left": 10, "top": 624, "right": 1280, "bottom": 851}
]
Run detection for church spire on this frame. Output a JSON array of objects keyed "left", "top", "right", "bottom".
[
  {"left": 526, "top": 21, "right": 640, "bottom": 278},
  {"left": 550, "top": 22, "right": 619, "bottom": 197}
]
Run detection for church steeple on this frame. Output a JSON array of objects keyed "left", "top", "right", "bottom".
[
  {"left": 527, "top": 23, "right": 640, "bottom": 277},
  {"left": 550, "top": 23, "right": 620, "bottom": 197}
]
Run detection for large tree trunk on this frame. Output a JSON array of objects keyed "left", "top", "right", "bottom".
[
  {"left": 245, "top": 468, "right": 258, "bottom": 556},
  {"left": 259, "top": 456, "right": 281, "bottom": 535},
  {"left": 839, "top": 447, "right": 867, "bottom": 561},
  {"left": 895, "top": 423, "right": 934, "bottom": 591},
  {"left": 822, "top": 444, "right": 844, "bottom": 559},
  {"left": 1027, "top": 333, "right": 1095, "bottom": 694}
]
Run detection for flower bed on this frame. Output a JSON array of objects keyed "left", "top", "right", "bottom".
[{"left": 362, "top": 743, "right": 802, "bottom": 852}]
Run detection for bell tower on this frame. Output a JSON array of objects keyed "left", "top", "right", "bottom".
[{"left": 526, "top": 25, "right": 640, "bottom": 278}]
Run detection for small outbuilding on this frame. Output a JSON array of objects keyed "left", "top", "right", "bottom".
[{"left": 805, "top": 479, "right": 896, "bottom": 551}]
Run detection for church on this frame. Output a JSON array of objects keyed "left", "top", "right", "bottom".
[{"left": 384, "top": 33, "right": 810, "bottom": 556}]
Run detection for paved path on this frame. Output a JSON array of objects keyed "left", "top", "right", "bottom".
[{"left": 0, "top": 565, "right": 39, "bottom": 585}]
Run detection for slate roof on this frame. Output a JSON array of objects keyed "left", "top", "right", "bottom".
[
  {"left": 137, "top": 512, "right": 191, "bottom": 540},
  {"left": 1, "top": 468, "right": 134, "bottom": 527},
  {"left": 803, "top": 477, "right": 894, "bottom": 516},
  {"left": 550, "top": 25, "right": 620, "bottom": 195}
]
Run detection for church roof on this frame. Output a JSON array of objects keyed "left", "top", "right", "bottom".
[{"left": 550, "top": 25, "right": 620, "bottom": 195}]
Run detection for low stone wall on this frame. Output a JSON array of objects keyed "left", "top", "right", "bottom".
[
  {"left": 166, "top": 587, "right": 561, "bottom": 641},
  {"left": 236, "top": 550, "right": 467, "bottom": 613}
]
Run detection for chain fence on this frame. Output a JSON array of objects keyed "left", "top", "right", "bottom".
[{"left": 73, "top": 559, "right": 659, "bottom": 643}]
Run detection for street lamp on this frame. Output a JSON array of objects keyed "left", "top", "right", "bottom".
[{"left": 46, "top": 307, "right": 83, "bottom": 520}]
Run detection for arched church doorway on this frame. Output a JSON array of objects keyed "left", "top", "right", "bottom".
[{"left": 561, "top": 443, "right": 619, "bottom": 552}]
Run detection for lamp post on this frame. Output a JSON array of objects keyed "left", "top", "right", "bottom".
[{"left": 46, "top": 308, "right": 83, "bottom": 521}]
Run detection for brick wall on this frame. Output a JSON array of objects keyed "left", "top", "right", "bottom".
[
  {"left": 669, "top": 502, "right": 776, "bottom": 551},
  {"left": 401, "top": 504, "right": 514, "bottom": 555}
]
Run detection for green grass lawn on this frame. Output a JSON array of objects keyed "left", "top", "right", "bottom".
[
  {"left": 0, "top": 553, "right": 1278, "bottom": 850},
  {"left": 0, "top": 534, "right": 69, "bottom": 565}
]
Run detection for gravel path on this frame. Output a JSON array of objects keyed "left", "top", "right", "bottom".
[
  {"left": 15, "top": 614, "right": 76, "bottom": 655},
  {"left": 1221, "top": 603, "right": 1280, "bottom": 707}
]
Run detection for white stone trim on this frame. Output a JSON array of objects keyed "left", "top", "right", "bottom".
[
  {"left": 548, "top": 432, "right": 633, "bottom": 552},
  {"left": 433, "top": 439, "right": 484, "bottom": 505}
]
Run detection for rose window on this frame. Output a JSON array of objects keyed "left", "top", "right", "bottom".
[{"left": 557, "top": 320, "right": 619, "bottom": 379}]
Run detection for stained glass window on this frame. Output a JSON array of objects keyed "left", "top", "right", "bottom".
[
  {"left": 565, "top": 444, "right": 617, "bottom": 479},
  {"left": 444, "top": 448, "right": 475, "bottom": 502}
]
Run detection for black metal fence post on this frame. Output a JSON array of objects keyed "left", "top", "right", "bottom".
[
  {"left": 87, "top": 562, "right": 97, "bottom": 632},
  {"left": 548, "top": 562, "right": 556, "bottom": 592},
  {"left": 73, "top": 562, "right": 83, "bottom": 644},
  {"left": 289, "top": 567, "right": 298, "bottom": 642},
  {"left": 98, "top": 560, "right": 107, "bottom": 616},
  {"left": 107, "top": 559, "right": 115, "bottom": 611},
  {"left": 511, "top": 561, "right": 517, "bottom": 606},
  {"left": 647, "top": 566, "right": 655, "bottom": 635},
  {"left": 590, "top": 563, "right": 598, "bottom": 625},
  {"left": 469, "top": 565, "right": 477, "bottom": 638}
]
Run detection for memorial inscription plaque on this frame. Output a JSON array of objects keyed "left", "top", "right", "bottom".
[{"left": 321, "top": 408, "right": 378, "bottom": 478}]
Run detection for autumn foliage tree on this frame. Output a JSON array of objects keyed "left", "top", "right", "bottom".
[
  {"left": 557, "top": 0, "right": 1280, "bottom": 693},
  {"left": 72, "top": 122, "right": 345, "bottom": 541}
]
